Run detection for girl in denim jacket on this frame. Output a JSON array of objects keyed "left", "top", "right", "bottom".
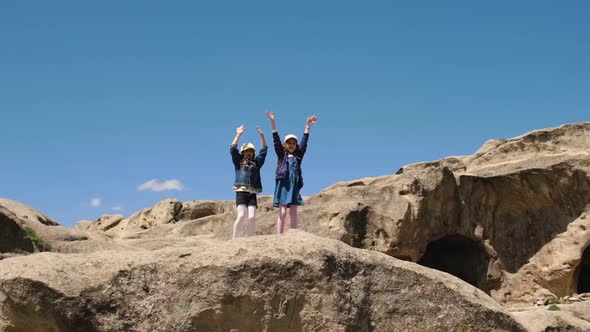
[
  {"left": 265, "top": 112, "right": 318, "bottom": 234},
  {"left": 230, "top": 125, "right": 267, "bottom": 239}
]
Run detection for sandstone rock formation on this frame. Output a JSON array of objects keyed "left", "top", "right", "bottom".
[
  {"left": 259, "top": 122, "right": 590, "bottom": 307},
  {"left": 0, "top": 207, "right": 34, "bottom": 254},
  {"left": 80, "top": 122, "right": 590, "bottom": 308},
  {"left": 511, "top": 301, "right": 590, "bottom": 332},
  {"left": 0, "top": 232, "right": 525, "bottom": 332},
  {"left": 85, "top": 214, "right": 125, "bottom": 233},
  {"left": 0, "top": 199, "right": 122, "bottom": 255},
  {"left": 78, "top": 199, "right": 236, "bottom": 240},
  {"left": 2, "top": 122, "right": 590, "bottom": 331},
  {"left": 0, "top": 199, "right": 59, "bottom": 227}
]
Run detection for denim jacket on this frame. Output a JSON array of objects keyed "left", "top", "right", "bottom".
[
  {"left": 231, "top": 144, "right": 268, "bottom": 193},
  {"left": 273, "top": 131, "right": 309, "bottom": 188}
]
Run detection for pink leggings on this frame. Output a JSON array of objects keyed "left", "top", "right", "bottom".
[{"left": 276, "top": 205, "right": 298, "bottom": 234}]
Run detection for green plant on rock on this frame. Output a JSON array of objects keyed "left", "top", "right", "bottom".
[
  {"left": 24, "top": 227, "right": 51, "bottom": 252},
  {"left": 547, "top": 304, "right": 561, "bottom": 311},
  {"left": 63, "top": 236, "right": 89, "bottom": 241}
]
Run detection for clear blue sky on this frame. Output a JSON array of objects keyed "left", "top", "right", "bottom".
[{"left": 1, "top": 1, "right": 588, "bottom": 227}]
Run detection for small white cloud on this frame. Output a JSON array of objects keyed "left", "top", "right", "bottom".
[
  {"left": 111, "top": 206, "right": 123, "bottom": 211},
  {"left": 90, "top": 198, "right": 102, "bottom": 207},
  {"left": 137, "top": 179, "right": 184, "bottom": 192}
]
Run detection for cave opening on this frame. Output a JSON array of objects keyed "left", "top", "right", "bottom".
[
  {"left": 577, "top": 246, "right": 590, "bottom": 294},
  {"left": 418, "top": 235, "right": 491, "bottom": 292}
]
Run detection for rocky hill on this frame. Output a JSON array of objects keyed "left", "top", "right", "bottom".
[{"left": 2, "top": 122, "right": 590, "bottom": 331}]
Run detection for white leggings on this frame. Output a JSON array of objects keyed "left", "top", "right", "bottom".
[{"left": 232, "top": 204, "right": 257, "bottom": 239}]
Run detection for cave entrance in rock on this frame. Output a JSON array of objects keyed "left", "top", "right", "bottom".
[
  {"left": 577, "top": 246, "right": 590, "bottom": 294},
  {"left": 418, "top": 235, "right": 490, "bottom": 292}
]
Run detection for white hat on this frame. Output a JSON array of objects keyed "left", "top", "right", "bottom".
[
  {"left": 240, "top": 142, "right": 256, "bottom": 152},
  {"left": 284, "top": 134, "right": 298, "bottom": 143}
]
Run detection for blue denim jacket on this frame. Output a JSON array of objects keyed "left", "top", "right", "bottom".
[
  {"left": 231, "top": 144, "right": 268, "bottom": 193},
  {"left": 273, "top": 132, "right": 309, "bottom": 187}
]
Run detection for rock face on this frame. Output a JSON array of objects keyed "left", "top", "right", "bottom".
[
  {"left": 262, "top": 122, "right": 590, "bottom": 307},
  {"left": 80, "top": 122, "right": 590, "bottom": 308},
  {"left": 86, "top": 214, "right": 125, "bottom": 233},
  {"left": 0, "top": 207, "right": 34, "bottom": 254},
  {"left": 2, "top": 121, "right": 590, "bottom": 330},
  {"left": 176, "top": 200, "right": 234, "bottom": 221},
  {"left": 0, "top": 232, "right": 525, "bottom": 332},
  {"left": 80, "top": 199, "right": 236, "bottom": 240},
  {"left": 511, "top": 301, "right": 590, "bottom": 332},
  {"left": 0, "top": 199, "right": 122, "bottom": 255},
  {"left": 0, "top": 199, "right": 59, "bottom": 227},
  {"left": 97, "top": 123, "right": 590, "bottom": 306}
]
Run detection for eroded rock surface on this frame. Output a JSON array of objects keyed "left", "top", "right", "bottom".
[
  {"left": 2, "top": 122, "right": 590, "bottom": 331},
  {"left": 0, "top": 232, "right": 524, "bottom": 332},
  {"left": 0, "top": 199, "right": 116, "bottom": 255},
  {"left": 76, "top": 122, "right": 590, "bottom": 307}
]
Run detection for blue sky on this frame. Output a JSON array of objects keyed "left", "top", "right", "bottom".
[{"left": 1, "top": 1, "right": 588, "bottom": 227}]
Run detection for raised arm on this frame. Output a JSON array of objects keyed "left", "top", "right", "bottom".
[
  {"left": 299, "top": 115, "right": 317, "bottom": 155},
  {"left": 266, "top": 111, "right": 284, "bottom": 157},
  {"left": 232, "top": 124, "right": 245, "bottom": 146},
  {"left": 230, "top": 125, "right": 245, "bottom": 167},
  {"left": 266, "top": 111, "right": 277, "bottom": 132},
  {"left": 256, "top": 126, "right": 267, "bottom": 148},
  {"left": 255, "top": 126, "right": 268, "bottom": 166},
  {"left": 305, "top": 115, "right": 317, "bottom": 134}
]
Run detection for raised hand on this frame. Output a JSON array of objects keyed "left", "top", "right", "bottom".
[
  {"left": 232, "top": 124, "right": 245, "bottom": 145},
  {"left": 257, "top": 126, "right": 267, "bottom": 147},
  {"left": 306, "top": 115, "right": 318, "bottom": 127},
  {"left": 266, "top": 111, "right": 277, "bottom": 131}
]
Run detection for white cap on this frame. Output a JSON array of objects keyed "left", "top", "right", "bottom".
[
  {"left": 284, "top": 134, "right": 298, "bottom": 143},
  {"left": 240, "top": 142, "right": 256, "bottom": 152}
]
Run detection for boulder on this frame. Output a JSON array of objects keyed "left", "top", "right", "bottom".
[
  {"left": 126, "top": 198, "right": 182, "bottom": 228},
  {"left": 511, "top": 301, "right": 590, "bottom": 332},
  {"left": 0, "top": 198, "right": 59, "bottom": 226},
  {"left": 0, "top": 199, "right": 122, "bottom": 254},
  {"left": 176, "top": 200, "right": 234, "bottom": 221},
  {"left": 86, "top": 214, "right": 125, "bottom": 232},
  {"left": 0, "top": 232, "right": 525, "bottom": 332}
]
